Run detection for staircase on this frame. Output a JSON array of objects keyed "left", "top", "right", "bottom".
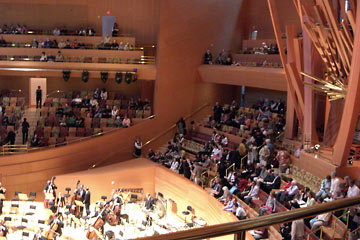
[{"left": 14, "top": 108, "right": 40, "bottom": 145}]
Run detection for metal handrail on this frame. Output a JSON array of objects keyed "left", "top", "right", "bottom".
[
  {"left": 91, "top": 103, "right": 210, "bottom": 169},
  {"left": 130, "top": 196, "right": 360, "bottom": 240},
  {"left": 225, "top": 163, "right": 235, "bottom": 177},
  {"left": 143, "top": 103, "right": 210, "bottom": 148},
  {"left": 27, "top": 114, "right": 155, "bottom": 153}
]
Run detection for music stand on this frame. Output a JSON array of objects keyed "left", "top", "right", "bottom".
[
  {"left": 74, "top": 200, "right": 84, "bottom": 207},
  {"left": 18, "top": 193, "right": 28, "bottom": 214},
  {"left": 71, "top": 216, "right": 82, "bottom": 229}
]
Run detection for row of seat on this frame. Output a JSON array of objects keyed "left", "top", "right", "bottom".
[{"left": 0, "top": 54, "right": 154, "bottom": 64}]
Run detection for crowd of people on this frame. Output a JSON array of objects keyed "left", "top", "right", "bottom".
[
  {"left": 0, "top": 36, "right": 136, "bottom": 51},
  {"left": 29, "top": 88, "right": 150, "bottom": 147},
  {"left": 203, "top": 42, "right": 280, "bottom": 67},
  {"left": 146, "top": 98, "right": 360, "bottom": 239}
]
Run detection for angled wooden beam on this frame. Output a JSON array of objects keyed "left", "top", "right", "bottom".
[
  {"left": 267, "top": 0, "right": 304, "bottom": 127},
  {"left": 332, "top": 2, "right": 360, "bottom": 166}
]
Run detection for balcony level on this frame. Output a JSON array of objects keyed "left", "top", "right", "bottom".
[{"left": 198, "top": 64, "right": 286, "bottom": 91}]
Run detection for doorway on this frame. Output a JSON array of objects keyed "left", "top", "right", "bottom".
[
  {"left": 102, "top": 16, "right": 116, "bottom": 37},
  {"left": 29, "top": 78, "right": 46, "bottom": 107}
]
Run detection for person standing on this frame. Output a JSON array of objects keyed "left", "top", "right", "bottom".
[
  {"left": 134, "top": 138, "right": 142, "bottom": 157},
  {"left": 22, "top": 118, "right": 30, "bottom": 144},
  {"left": 36, "top": 86, "right": 42, "bottom": 109},
  {"left": 0, "top": 182, "right": 6, "bottom": 215},
  {"left": 83, "top": 187, "right": 91, "bottom": 216}
]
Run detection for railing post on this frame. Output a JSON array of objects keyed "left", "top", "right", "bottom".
[{"left": 234, "top": 231, "right": 245, "bottom": 240}]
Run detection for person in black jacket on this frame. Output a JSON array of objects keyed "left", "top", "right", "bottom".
[
  {"left": 144, "top": 193, "right": 154, "bottom": 210},
  {"left": 36, "top": 86, "right": 42, "bottom": 109},
  {"left": 22, "top": 118, "right": 30, "bottom": 144},
  {"left": 263, "top": 171, "right": 281, "bottom": 194},
  {"left": 83, "top": 187, "right": 91, "bottom": 216},
  {"left": 213, "top": 102, "right": 223, "bottom": 123},
  {"left": 204, "top": 49, "right": 212, "bottom": 64},
  {"left": 183, "top": 158, "right": 192, "bottom": 179}
]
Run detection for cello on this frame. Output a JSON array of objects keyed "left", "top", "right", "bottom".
[
  {"left": 45, "top": 213, "right": 60, "bottom": 240},
  {"left": 86, "top": 204, "right": 106, "bottom": 240}
]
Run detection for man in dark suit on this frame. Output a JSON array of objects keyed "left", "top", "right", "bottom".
[
  {"left": 22, "top": 118, "right": 30, "bottom": 144},
  {"left": 264, "top": 171, "right": 281, "bottom": 194},
  {"left": 213, "top": 102, "right": 223, "bottom": 123},
  {"left": 36, "top": 86, "right": 42, "bottom": 109},
  {"left": 144, "top": 193, "right": 154, "bottom": 211},
  {"left": 75, "top": 185, "right": 85, "bottom": 215},
  {"left": 83, "top": 187, "right": 91, "bottom": 216}
]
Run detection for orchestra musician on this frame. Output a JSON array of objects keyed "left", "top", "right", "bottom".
[
  {"left": 0, "top": 220, "right": 8, "bottom": 237},
  {"left": 144, "top": 193, "right": 155, "bottom": 211},
  {"left": 33, "top": 229, "right": 46, "bottom": 240},
  {"left": 43, "top": 176, "right": 58, "bottom": 208},
  {"left": 84, "top": 187, "right": 91, "bottom": 216},
  {"left": 0, "top": 182, "right": 6, "bottom": 215},
  {"left": 46, "top": 213, "right": 63, "bottom": 240},
  {"left": 74, "top": 184, "right": 85, "bottom": 215}
]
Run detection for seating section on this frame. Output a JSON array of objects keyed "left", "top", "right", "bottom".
[{"left": 283, "top": 165, "right": 322, "bottom": 194}]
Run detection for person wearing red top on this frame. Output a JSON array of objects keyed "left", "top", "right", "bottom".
[{"left": 236, "top": 176, "right": 247, "bottom": 192}]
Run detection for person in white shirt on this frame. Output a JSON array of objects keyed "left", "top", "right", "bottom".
[
  {"left": 244, "top": 181, "right": 260, "bottom": 204},
  {"left": 330, "top": 171, "right": 341, "bottom": 199},
  {"left": 221, "top": 135, "right": 228, "bottom": 146},
  {"left": 100, "top": 88, "right": 108, "bottom": 100},
  {"left": 170, "top": 158, "right": 180, "bottom": 173},
  {"left": 347, "top": 180, "right": 359, "bottom": 198},
  {"left": 290, "top": 202, "right": 305, "bottom": 240},
  {"left": 310, "top": 211, "right": 332, "bottom": 230},
  {"left": 232, "top": 202, "right": 246, "bottom": 220},
  {"left": 276, "top": 180, "right": 299, "bottom": 204},
  {"left": 40, "top": 52, "right": 47, "bottom": 62},
  {"left": 259, "top": 145, "right": 270, "bottom": 167}
]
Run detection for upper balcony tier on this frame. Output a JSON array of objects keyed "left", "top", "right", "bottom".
[
  {"left": 198, "top": 64, "right": 286, "bottom": 91},
  {"left": 0, "top": 61, "right": 156, "bottom": 80},
  {"left": 0, "top": 34, "right": 136, "bottom": 46}
]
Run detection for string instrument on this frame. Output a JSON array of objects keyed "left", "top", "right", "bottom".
[
  {"left": 105, "top": 204, "right": 119, "bottom": 226},
  {"left": 70, "top": 180, "right": 81, "bottom": 217},
  {"left": 0, "top": 224, "right": 7, "bottom": 237},
  {"left": 45, "top": 218, "right": 59, "bottom": 240},
  {"left": 86, "top": 205, "right": 106, "bottom": 240}
]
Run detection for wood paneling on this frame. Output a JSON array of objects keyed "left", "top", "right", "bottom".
[
  {"left": 154, "top": 166, "right": 237, "bottom": 240},
  {"left": 0, "top": 0, "right": 160, "bottom": 46},
  {"left": 0, "top": 34, "right": 135, "bottom": 46},
  {"left": 239, "top": 0, "right": 300, "bottom": 41},
  {"left": 0, "top": 47, "right": 143, "bottom": 59},
  {"left": 0, "top": 61, "right": 156, "bottom": 80},
  {"left": 0, "top": 0, "right": 244, "bottom": 198},
  {"left": 198, "top": 65, "right": 287, "bottom": 91}
]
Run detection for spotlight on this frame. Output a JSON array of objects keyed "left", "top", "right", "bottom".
[
  {"left": 62, "top": 70, "right": 71, "bottom": 82},
  {"left": 125, "top": 72, "right": 132, "bottom": 84},
  {"left": 115, "top": 72, "right": 122, "bottom": 84},
  {"left": 314, "top": 144, "right": 320, "bottom": 151},
  {"left": 100, "top": 71, "right": 108, "bottom": 83},
  {"left": 82, "top": 70, "right": 89, "bottom": 83}
]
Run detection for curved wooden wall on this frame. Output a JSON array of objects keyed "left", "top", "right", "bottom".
[
  {"left": 0, "top": 0, "right": 246, "bottom": 198},
  {"left": 198, "top": 65, "right": 287, "bottom": 91},
  {"left": 0, "top": 61, "right": 156, "bottom": 80},
  {"left": 0, "top": 47, "right": 144, "bottom": 59}
]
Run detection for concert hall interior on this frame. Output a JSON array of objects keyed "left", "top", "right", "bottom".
[{"left": 0, "top": 0, "right": 360, "bottom": 239}]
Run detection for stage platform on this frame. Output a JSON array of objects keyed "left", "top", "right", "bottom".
[{"left": 54, "top": 158, "right": 240, "bottom": 240}]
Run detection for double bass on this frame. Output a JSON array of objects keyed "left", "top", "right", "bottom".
[{"left": 70, "top": 180, "right": 82, "bottom": 218}]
